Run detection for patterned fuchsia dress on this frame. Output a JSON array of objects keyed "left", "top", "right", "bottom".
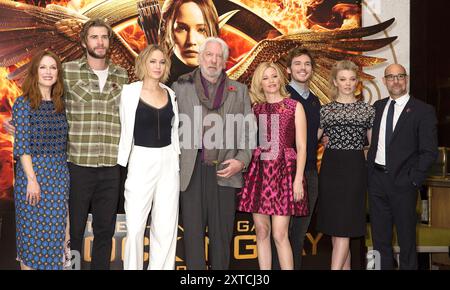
[{"left": 238, "top": 98, "right": 308, "bottom": 216}]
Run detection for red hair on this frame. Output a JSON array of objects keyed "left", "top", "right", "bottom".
[{"left": 21, "top": 51, "right": 65, "bottom": 113}]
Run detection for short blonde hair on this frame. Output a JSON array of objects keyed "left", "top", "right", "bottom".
[
  {"left": 250, "top": 62, "right": 289, "bottom": 104},
  {"left": 135, "top": 44, "right": 171, "bottom": 82},
  {"left": 329, "top": 60, "right": 361, "bottom": 100}
]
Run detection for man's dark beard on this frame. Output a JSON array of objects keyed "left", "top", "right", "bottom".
[{"left": 86, "top": 46, "right": 108, "bottom": 59}]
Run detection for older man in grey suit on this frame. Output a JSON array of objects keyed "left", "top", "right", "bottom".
[{"left": 172, "top": 37, "right": 255, "bottom": 270}]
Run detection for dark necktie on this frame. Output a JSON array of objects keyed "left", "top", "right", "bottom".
[{"left": 385, "top": 100, "right": 396, "bottom": 154}]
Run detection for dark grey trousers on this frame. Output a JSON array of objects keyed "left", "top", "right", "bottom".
[{"left": 180, "top": 155, "right": 236, "bottom": 270}]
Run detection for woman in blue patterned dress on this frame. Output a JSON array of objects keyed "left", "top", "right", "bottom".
[{"left": 12, "top": 51, "right": 69, "bottom": 270}]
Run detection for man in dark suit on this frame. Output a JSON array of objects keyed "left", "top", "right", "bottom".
[{"left": 367, "top": 63, "right": 438, "bottom": 269}]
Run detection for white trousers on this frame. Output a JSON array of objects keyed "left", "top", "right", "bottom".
[{"left": 123, "top": 144, "right": 180, "bottom": 270}]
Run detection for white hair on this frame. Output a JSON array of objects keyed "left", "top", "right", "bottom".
[{"left": 198, "top": 37, "right": 229, "bottom": 62}]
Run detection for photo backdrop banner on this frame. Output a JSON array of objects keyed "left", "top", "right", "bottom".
[{"left": 0, "top": 0, "right": 409, "bottom": 269}]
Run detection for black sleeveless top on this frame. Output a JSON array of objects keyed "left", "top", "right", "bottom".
[{"left": 133, "top": 94, "right": 174, "bottom": 148}]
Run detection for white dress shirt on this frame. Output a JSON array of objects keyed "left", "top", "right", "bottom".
[{"left": 375, "top": 93, "right": 410, "bottom": 165}]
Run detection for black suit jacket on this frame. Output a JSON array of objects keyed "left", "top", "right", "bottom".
[{"left": 367, "top": 96, "right": 438, "bottom": 188}]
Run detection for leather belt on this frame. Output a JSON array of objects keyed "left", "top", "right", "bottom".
[{"left": 374, "top": 163, "right": 388, "bottom": 173}]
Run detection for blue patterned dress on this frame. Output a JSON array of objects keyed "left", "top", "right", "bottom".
[{"left": 12, "top": 96, "right": 69, "bottom": 270}]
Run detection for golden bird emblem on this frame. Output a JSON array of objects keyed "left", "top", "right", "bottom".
[{"left": 0, "top": 0, "right": 396, "bottom": 104}]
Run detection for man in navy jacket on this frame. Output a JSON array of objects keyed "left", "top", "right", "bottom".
[{"left": 367, "top": 63, "right": 438, "bottom": 269}]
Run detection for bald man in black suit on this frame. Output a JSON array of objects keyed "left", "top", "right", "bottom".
[{"left": 367, "top": 64, "right": 438, "bottom": 269}]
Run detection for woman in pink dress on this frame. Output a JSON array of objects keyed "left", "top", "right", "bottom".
[{"left": 238, "top": 62, "right": 308, "bottom": 270}]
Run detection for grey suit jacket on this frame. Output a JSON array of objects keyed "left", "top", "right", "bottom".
[{"left": 172, "top": 70, "right": 256, "bottom": 191}]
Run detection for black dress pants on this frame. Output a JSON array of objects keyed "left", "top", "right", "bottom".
[
  {"left": 368, "top": 167, "right": 418, "bottom": 270},
  {"left": 68, "top": 163, "right": 120, "bottom": 270}
]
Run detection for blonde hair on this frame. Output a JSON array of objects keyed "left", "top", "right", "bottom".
[
  {"left": 250, "top": 62, "right": 289, "bottom": 104},
  {"left": 134, "top": 44, "right": 171, "bottom": 82},
  {"left": 329, "top": 60, "right": 361, "bottom": 100}
]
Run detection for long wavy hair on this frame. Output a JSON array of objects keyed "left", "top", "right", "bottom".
[
  {"left": 159, "top": 0, "right": 219, "bottom": 57},
  {"left": 22, "top": 51, "right": 65, "bottom": 112},
  {"left": 250, "top": 62, "right": 289, "bottom": 104}
]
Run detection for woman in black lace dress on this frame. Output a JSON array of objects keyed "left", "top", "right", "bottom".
[{"left": 316, "top": 60, "right": 375, "bottom": 270}]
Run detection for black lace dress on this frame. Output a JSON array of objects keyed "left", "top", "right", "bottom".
[{"left": 316, "top": 100, "right": 375, "bottom": 237}]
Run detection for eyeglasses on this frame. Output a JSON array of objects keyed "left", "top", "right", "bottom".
[{"left": 384, "top": 74, "right": 407, "bottom": 81}]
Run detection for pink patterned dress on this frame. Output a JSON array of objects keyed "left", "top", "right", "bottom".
[{"left": 238, "top": 98, "right": 308, "bottom": 216}]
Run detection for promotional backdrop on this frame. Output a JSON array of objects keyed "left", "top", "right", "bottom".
[{"left": 0, "top": 0, "right": 410, "bottom": 269}]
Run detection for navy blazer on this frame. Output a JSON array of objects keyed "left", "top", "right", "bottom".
[{"left": 367, "top": 96, "right": 438, "bottom": 188}]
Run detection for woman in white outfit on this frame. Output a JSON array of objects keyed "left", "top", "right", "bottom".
[{"left": 118, "top": 44, "right": 180, "bottom": 270}]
